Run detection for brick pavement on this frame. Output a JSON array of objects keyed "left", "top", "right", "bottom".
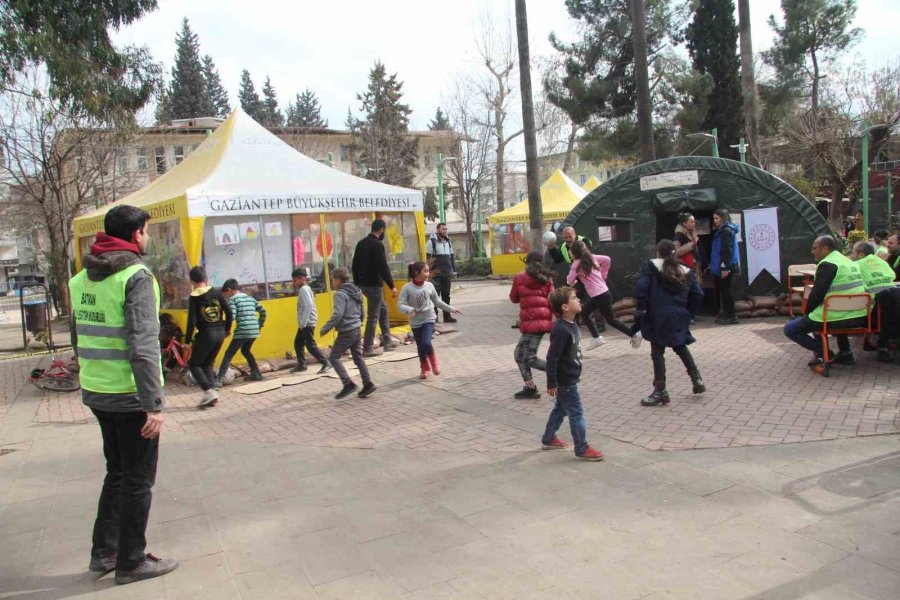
[{"left": 8, "top": 280, "right": 900, "bottom": 451}]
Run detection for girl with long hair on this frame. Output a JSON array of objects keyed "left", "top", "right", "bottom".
[
  {"left": 634, "top": 239, "right": 706, "bottom": 406},
  {"left": 398, "top": 261, "right": 461, "bottom": 380},
  {"left": 566, "top": 240, "right": 641, "bottom": 350},
  {"left": 509, "top": 250, "right": 554, "bottom": 399}
]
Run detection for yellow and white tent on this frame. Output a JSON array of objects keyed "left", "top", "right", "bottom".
[
  {"left": 487, "top": 169, "right": 587, "bottom": 275},
  {"left": 583, "top": 175, "right": 602, "bottom": 192}
]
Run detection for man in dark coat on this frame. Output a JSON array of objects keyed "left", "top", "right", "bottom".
[{"left": 351, "top": 219, "right": 398, "bottom": 357}]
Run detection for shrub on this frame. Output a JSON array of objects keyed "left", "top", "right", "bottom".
[
  {"left": 847, "top": 230, "right": 868, "bottom": 244},
  {"left": 455, "top": 257, "right": 492, "bottom": 277}
]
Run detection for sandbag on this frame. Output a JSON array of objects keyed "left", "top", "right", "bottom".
[
  {"left": 751, "top": 296, "right": 777, "bottom": 310},
  {"left": 737, "top": 310, "right": 752, "bottom": 319},
  {"left": 751, "top": 309, "right": 775, "bottom": 318},
  {"left": 777, "top": 306, "right": 794, "bottom": 317},
  {"left": 612, "top": 297, "right": 636, "bottom": 311},
  {"left": 735, "top": 300, "right": 753, "bottom": 313}
]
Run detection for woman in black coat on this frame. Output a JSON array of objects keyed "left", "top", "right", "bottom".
[{"left": 634, "top": 239, "right": 706, "bottom": 406}]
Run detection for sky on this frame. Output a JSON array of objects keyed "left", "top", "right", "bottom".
[{"left": 113, "top": 0, "right": 900, "bottom": 133}]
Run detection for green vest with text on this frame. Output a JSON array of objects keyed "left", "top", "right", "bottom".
[
  {"left": 856, "top": 254, "right": 895, "bottom": 295},
  {"left": 808, "top": 251, "right": 867, "bottom": 323},
  {"left": 69, "top": 264, "right": 162, "bottom": 394},
  {"left": 560, "top": 236, "right": 587, "bottom": 264}
]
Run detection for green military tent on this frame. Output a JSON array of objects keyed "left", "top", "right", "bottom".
[{"left": 562, "top": 156, "right": 831, "bottom": 301}]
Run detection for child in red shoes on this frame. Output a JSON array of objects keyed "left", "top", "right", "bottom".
[{"left": 398, "top": 261, "right": 461, "bottom": 379}]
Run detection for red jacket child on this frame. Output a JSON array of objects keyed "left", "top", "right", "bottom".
[{"left": 510, "top": 253, "right": 554, "bottom": 334}]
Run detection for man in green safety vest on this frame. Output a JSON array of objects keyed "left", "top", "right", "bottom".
[
  {"left": 69, "top": 205, "right": 178, "bottom": 585},
  {"left": 852, "top": 241, "right": 900, "bottom": 363},
  {"left": 783, "top": 235, "right": 870, "bottom": 374}
]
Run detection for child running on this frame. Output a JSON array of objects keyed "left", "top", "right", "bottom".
[
  {"left": 185, "top": 266, "right": 232, "bottom": 408},
  {"left": 541, "top": 286, "right": 604, "bottom": 461},
  {"left": 634, "top": 239, "right": 705, "bottom": 407},
  {"left": 290, "top": 267, "right": 331, "bottom": 374},
  {"left": 216, "top": 279, "right": 266, "bottom": 384},
  {"left": 510, "top": 250, "right": 554, "bottom": 399},
  {"left": 398, "top": 261, "right": 461, "bottom": 379},
  {"left": 567, "top": 240, "right": 641, "bottom": 349},
  {"left": 319, "top": 267, "right": 376, "bottom": 399}
]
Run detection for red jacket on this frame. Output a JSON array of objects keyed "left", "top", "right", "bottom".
[{"left": 510, "top": 269, "right": 554, "bottom": 334}]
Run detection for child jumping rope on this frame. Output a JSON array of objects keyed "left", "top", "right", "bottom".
[
  {"left": 398, "top": 261, "right": 461, "bottom": 379},
  {"left": 510, "top": 250, "right": 554, "bottom": 399},
  {"left": 634, "top": 239, "right": 706, "bottom": 407}
]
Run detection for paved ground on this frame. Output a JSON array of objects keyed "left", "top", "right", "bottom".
[{"left": 1, "top": 281, "right": 899, "bottom": 599}]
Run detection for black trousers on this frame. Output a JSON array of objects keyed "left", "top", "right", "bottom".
[
  {"left": 217, "top": 338, "right": 259, "bottom": 377},
  {"left": 294, "top": 326, "right": 329, "bottom": 367},
  {"left": 582, "top": 292, "right": 632, "bottom": 338},
  {"left": 650, "top": 343, "right": 697, "bottom": 382},
  {"left": 432, "top": 274, "right": 453, "bottom": 320},
  {"left": 90, "top": 409, "right": 159, "bottom": 570},
  {"left": 876, "top": 288, "right": 900, "bottom": 348},
  {"left": 716, "top": 275, "right": 735, "bottom": 318},
  {"left": 188, "top": 327, "right": 226, "bottom": 391}
]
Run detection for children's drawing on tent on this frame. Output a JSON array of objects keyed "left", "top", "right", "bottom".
[
  {"left": 264, "top": 221, "right": 283, "bottom": 237},
  {"left": 240, "top": 222, "right": 259, "bottom": 240},
  {"left": 214, "top": 224, "right": 240, "bottom": 246}
]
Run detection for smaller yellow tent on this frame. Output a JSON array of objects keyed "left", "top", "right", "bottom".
[
  {"left": 583, "top": 175, "right": 602, "bottom": 192},
  {"left": 488, "top": 169, "right": 587, "bottom": 275}
]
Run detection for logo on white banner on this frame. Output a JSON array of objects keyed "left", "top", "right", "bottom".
[{"left": 743, "top": 207, "right": 781, "bottom": 283}]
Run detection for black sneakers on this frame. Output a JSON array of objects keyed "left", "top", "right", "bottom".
[
  {"left": 89, "top": 554, "right": 116, "bottom": 573},
  {"left": 335, "top": 382, "right": 357, "bottom": 399},
  {"left": 514, "top": 387, "right": 541, "bottom": 399},
  {"left": 832, "top": 351, "right": 856, "bottom": 366},
  {"left": 317, "top": 363, "right": 332, "bottom": 374},
  {"left": 358, "top": 382, "right": 377, "bottom": 397},
  {"left": 290, "top": 364, "right": 308, "bottom": 373},
  {"left": 114, "top": 553, "right": 178, "bottom": 585}
]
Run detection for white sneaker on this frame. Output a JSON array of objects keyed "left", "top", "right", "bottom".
[
  {"left": 584, "top": 336, "right": 605, "bottom": 351},
  {"left": 630, "top": 332, "right": 643, "bottom": 349},
  {"left": 198, "top": 389, "right": 219, "bottom": 408}
]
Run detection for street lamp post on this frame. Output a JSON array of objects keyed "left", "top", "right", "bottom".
[
  {"left": 729, "top": 137, "right": 748, "bottom": 163},
  {"left": 476, "top": 181, "right": 483, "bottom": 258},
  {"left": 436, "top": 153, "right": 457, "bottom": 223},
  {"left": 862, "top": 123, "right": 892, "bottom": 235},
  {"left": 686, "top": 129, "right": 719, "bottom": 158}
]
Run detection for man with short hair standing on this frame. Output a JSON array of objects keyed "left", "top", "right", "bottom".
[
  {"left": 69, "top": 204, "right": 178, "bottom": 585},
  {"left": 352, "top": 218, "right": 398, "bottom": 356},
  {"left": 886, "top": 233, "right": 900, "bottom": 281},
  {"left": 427, "top": 222, "right": 457, "bottom": 323}
]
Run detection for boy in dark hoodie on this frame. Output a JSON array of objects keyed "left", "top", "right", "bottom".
[
  {"left": 184, "top": 266, "right": 232, "bottom": 408},
  {"left": 320, "top": 267, "right": 376, "bottom": 399}
]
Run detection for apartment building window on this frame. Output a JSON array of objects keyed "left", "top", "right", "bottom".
[
  {"left": 136, "top": 148, "right": 148, "bottom": 171},
  {"left": 580, "top": 173, "right": 588, "bottom": 185},
  {"left": 117, "top": 150, "right": 128, "bottom": 175},
  {"left": 155, "top": 147, "right": 166, "bottom": 174},
  {"left": 339, "top": 144, "right": 350, "bottom": 162},
  {"left": 424, "top": 151, "right": 433, "bottom": 168},
  {"left": 174, "top": 145, "right": 185, "bottom": 165}
]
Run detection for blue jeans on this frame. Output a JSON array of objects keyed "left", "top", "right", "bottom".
[
  {"left": 412, "top": 321, "right": 435, "bottom": 361},
  {"left": 542, "top": 384, "right": 588, "bottom": 456},
  {"left": 783, "top": 316, "right": 860, "bottom": 356}
]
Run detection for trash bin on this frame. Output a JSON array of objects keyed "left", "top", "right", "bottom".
[{"left": 24, "top": 299, "right": 48, "bottom": 333}]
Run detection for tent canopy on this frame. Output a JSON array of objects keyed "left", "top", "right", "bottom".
[
  {"left": 488, "top": 169, "right": 587, "bottom": 225},
  {"left": 74, "top": 108, "right": 422, "bottom": 235},
  {"left": 583, "top": 175, "right": 602, "bottom": 192}
]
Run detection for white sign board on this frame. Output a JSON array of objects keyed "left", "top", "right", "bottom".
[
  {"left": 639, "top": 170, "right": 700, "bottom": 191},
  {"left": 743, "top": 207, "right": 781, "bottom": 283}
]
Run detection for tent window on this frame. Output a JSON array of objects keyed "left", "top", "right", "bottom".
[
  {"left": 154, "top": 147, "right": 166, "bottom": 174},
  {"left": 492, "top": 223, "right": 531, "bottom": 256},
  {"left": 376, "top": 212, "right": 421, "bottom": 283},
  {"left": 594, "top": 217, "right": 633, "bottom": 243},
  {"left": 291, "top": 214, "right": 328, "bottom": 295},
  {"left": 143, "top": 220, "right": 191, "bottom": 309}
]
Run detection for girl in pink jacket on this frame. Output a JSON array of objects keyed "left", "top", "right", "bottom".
[{"left": 567, "top": 241, "right": 642, "bottom": 350}]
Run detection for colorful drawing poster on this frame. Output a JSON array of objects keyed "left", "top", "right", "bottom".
[
  {"left": 264, "top": 221, "right": 283, "bottom": 237},
  {"left": 214, "top": 224, "right": 240, "bottom": 246},
  {"left": 240, "top": 222, "right": 259, "bottom": 240}
]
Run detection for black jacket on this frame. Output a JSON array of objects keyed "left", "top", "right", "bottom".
[
  {"left": 185, "top": 287, "right": 232, "bottom": 344},
  {"left": 352, "top": 234, "right": 395, "bottom": 288},
  {"left": 546, "top": 318, "right": 582, "bottom": 388}
]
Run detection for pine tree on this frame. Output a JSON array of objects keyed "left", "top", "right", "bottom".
[
  {"left": 286, "top": 89, "right": 327, "bottom": 127},
  {"left": 202, "top": 55, "right": 231, "bottom": 118},
  {"left": 354, "top": 62, "right": 419, "bottom": 187},
  {"left": 685, "top": 0, "right": 745, "bottom": 159},
  {"left": 168, "top": 18, "right": 213, "bottom": 120},
  {"left": 260, "top": 77, "right": 284, "bottom": 127},
  {"left": 238, "top": 69, "right": 263, "bottom": 121},
  {"left": 154, "top": 82, "right": 172, "bottom": 125},
  {"left": 423, "top": 188, "right": 439, "bottom": 221},
  {"left": 429, "top": 107, "right": 451, "bottom": 130}
]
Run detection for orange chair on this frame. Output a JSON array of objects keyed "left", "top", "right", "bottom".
[
  {"left": 818, "top": 294, "right": 881, "bottom": 377},
  {"left": 787, "top": 264, "right": 816, "bottom": 317}
]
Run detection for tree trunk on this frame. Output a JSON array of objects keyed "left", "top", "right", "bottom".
[
  {"left": 810, "top": 51, "right": 820, "bottom": 123},
  {"left": 515, "top": 0, "right": 544, "bottom": 250},
  {"left": 495, "top": 142, "right": 505, "bottom": 211},
  {"left": 629, "top": 0, "right": 655, "bottom": 163},
  {"left": 737, "top": 0, "right": 759, "bottom": 166},
  {"left": 828, "top": 182, "right": 845, "bottom": 232},
  {"left": 562, "top": 124, "right": 577, "bottom": 173}
]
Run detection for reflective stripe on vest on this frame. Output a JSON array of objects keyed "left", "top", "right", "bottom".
[
  {"left": 69, "top": 263, "right": 163, "bottom": 394},
  {"left": 857, "top": 254, "right": 896, "bottom": 295},
  {"left": 808, "top": 251, "right": 868, "bottom": 323},
  {"left": 560, "top": 236, "right": 585, "bottom": 264}
]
